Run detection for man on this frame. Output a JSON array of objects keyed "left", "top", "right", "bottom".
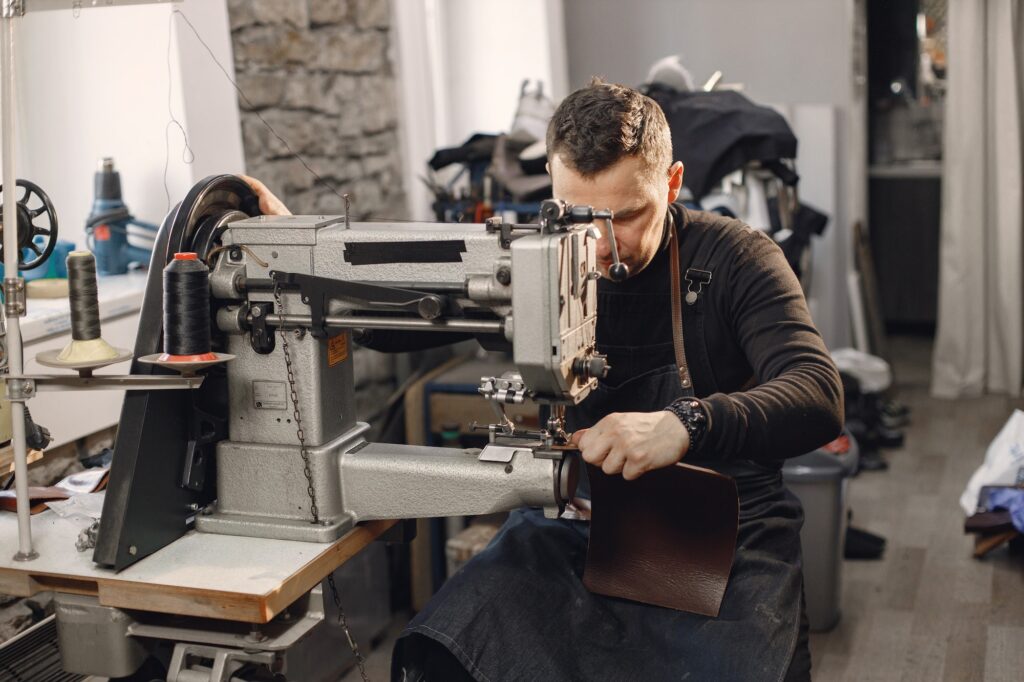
[{"left": 245, "top": 80, "right": 842, "bottom": 681}]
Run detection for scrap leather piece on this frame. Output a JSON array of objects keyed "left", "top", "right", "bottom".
[
  {"left": 0, "top": 486, "right": 70, "bottom": 514},
  {"left": 583, "top": 462, "right": 739, "bottom": 616}
]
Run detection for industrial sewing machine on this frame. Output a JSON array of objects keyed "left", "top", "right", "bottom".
[
  {"left": 29, "top": 175, "right": 615, "bottom": 679},
  {"left": 94, "top": 175, "right": 613, "bottom": 568}
]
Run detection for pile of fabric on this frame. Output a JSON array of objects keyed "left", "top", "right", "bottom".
[{"left": 962, "top": 411, "right": 1024, "bottom": 557}]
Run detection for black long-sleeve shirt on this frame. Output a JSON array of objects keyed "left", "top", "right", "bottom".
[
  {"left": 600, "top": 204, "right": 843, "bottom": 463},
  {"left": 359, "top": 204, "right": 843, "bottom": 464}
]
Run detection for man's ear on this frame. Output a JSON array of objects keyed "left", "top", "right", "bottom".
[
  {"left": 545, "top": 161, "right": 551, "bottom": 175},
  {"left": 667, "top": 161, "right": 685, "bottom": 203}
]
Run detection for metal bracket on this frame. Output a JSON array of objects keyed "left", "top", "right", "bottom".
[
  {"left": 485, "top": 215, "right": 542, "bottom": 249},
  {"left": 4, "top": 376, "right": 33, "bottom": 400},
  {"left": 475, "top": 373, "right": 539, "bottom": 441},
  {"left": 1, "top": 0, "right": 25, "bottom": 18},
  {"left": 272, "top": 271, "right": 446, "bottom": 339},
  {"left": 478, "top": 372, "right": 528, "bottom": 404},
  {"left": 477, "top": 444, "right": 524, "bottom": 464},
  {"left": 181, "top": 404, "right": 226, "bottom": 492},
  {"left": 249, "top": 302, "right": 276, "bottom": 354},
  {"left": 3, "top": 277, "right": 25, "bottom": 317},
  {"left": 4, "top": 374, "right": 204, "bottom": 392},
  {"left": 10, "top": 0, "right": 179, "bottom": 13},
  {"left": 167, "top": 642, "right": 274, "bottom": 682},
  {"left": 485, "top": 216, "right": 516, "bottom": 249}
]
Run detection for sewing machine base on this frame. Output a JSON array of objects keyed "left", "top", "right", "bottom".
[
  {"left": 195, "top": 425, "right": 370, "bottom": 543},
  {"left": 195, "top": 509, "right": 354, "bottom": 543},
  {"left": 54, "top": 582, "right": 366, "bottom": 681}
]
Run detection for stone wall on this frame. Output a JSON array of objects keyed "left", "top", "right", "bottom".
[
  {"left": 227, "top": 0, "right": 405, "bottom": 433},
  {"left": 227, "top": 0, "right": 406, "bottom": 220}
]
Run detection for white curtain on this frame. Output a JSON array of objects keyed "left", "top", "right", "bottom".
[{"left": 932, "top": 0, "right": 1024, "bottom": 398}]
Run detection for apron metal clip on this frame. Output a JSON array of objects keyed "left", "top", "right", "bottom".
[{"left": 684, "top": 268, "right": 712, "bottom": 305}]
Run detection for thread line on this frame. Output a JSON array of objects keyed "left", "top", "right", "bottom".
[{"left": 163, "top": 9, "right": 348, "bottom": 213}]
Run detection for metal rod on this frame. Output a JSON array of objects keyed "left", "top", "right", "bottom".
[
  {"left": 244, "top": 278, "right": 468, "bottom": 295},
  {"left": 8, "top": 374, "right": 206, "bottom": 391},
  {"left": 263, "top": 313, "right": 503, "bottom": 335},
  {"left": 16, "top": 0, "right": 178, "bottom": 12},
  {"left": 2, "top": 14, "right": 35, "bottom": 561}
]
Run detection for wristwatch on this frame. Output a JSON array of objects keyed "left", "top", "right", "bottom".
[{"left": 665, "top": 399, "right": 710, "bottom": 456}]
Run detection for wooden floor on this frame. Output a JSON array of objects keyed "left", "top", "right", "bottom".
[
  {"left": 809, "top": 336, "right": 1024, "bottom": 681},
  {"left": 346, "top": 335, "right": 1024, "bottom": 681}
]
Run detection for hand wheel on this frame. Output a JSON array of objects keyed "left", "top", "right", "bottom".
[{"left": 0, "top": 179, "right": 59, "bottom": 271}]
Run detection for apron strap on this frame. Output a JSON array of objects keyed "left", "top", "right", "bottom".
[
  {"left": 669, "top": 212, "right": 756, "bottom": 394},
  {"left": 669, "top": 225, "right": 693, "bottom": 390}
]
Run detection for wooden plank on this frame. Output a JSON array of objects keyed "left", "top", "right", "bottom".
[
  {"left": 262, "top": 518, "right": 395, "bottom": 621},
  {"left": 402, "top": 356, "right": 466, "bottom": 612},
  {"left": 403, "top": 357, "right": 467, "bottom": 448},
  {"left": 984, "top": 625, "right": 1024, "bottom": 682},
  {"left": 1, "top": 447, "right": 44, "bottom": 474},
  {"left": 940, "top": 602, "right": 987, "bottom": 682},
  {"left": 854, "top": 220, "right": 889, "bottom": 360},
  {"left": 99, "top": 581, "right": 270, "bottom": 623},
  {"left": 880, "top": 546, "right": 925, "bottom": 611},
  {"left": 0, "top": 512, "right": 396, "bottom": 623}
]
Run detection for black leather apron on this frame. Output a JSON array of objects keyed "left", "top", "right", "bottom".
[{"left": 393, "top": 212, "right": 809, "bottom": 682}]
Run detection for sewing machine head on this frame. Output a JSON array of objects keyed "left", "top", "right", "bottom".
[{"left": 207, "top": 194, "right": 606, "bottom": 410}]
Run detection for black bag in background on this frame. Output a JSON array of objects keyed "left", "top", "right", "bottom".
[{"left": 645, "top": 86, "right": 798, "bottom": 200}]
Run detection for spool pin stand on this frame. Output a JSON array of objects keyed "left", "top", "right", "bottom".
[{"left": 1, "top": 0, "right": 187, "bottom": 562}]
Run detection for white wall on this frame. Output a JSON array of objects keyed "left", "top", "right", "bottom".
[
  {"left": 392, "top": 0, "right": 569, "bottom": 220},
  {"left": 562, "top": 0, "right": 851, "bottom": 104},
  {"left": 561, "top": 0, "right": 865, "bottom": 348},
  {"left": 434, "top": 0, "right": 567, "bottom": 146},
  {"left": 1, "top": 0, "right": 243, "bottom": 252}
]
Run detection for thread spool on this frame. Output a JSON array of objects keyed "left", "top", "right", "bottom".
[
  {"left": 160, "top": 252, "right": 216, "bottom": 362},
  {"left": 56, "top": 251, "right": 119, "bottom": 363}
]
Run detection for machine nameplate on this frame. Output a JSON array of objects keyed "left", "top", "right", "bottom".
[{"left": 253, "top": 381, "right": 287, "bottom": 410}]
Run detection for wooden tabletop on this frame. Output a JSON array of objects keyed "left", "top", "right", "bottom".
[{"left": 0, "top": 510, "right": 395, "bottom": 623}]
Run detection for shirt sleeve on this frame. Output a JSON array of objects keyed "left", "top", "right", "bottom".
[{"left": 679, "top": 228, "right": 843, "bottom": 461}]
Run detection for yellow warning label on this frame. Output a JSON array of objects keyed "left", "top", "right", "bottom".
[{"left": 327, "top": 334, "right": 349, "bottom": 367}]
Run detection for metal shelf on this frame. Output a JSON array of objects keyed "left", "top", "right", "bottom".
[{"left": 5, "top": 0, "right": 178, "bottom": 15}]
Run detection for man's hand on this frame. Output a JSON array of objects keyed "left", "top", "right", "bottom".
[
  {"left": 570, "top": 411, "right": 690, "bottom": 480},
  {"left": 239, "top": 174, "right": 292, "bottom": 216}
]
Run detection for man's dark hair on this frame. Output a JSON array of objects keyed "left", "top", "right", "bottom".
[{"left": 546, "top": 78, "right": 672, "bottom": 178}]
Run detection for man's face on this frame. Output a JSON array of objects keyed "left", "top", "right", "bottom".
[{"left": 550, "top": 154, "right": 683, "bottom": 279}]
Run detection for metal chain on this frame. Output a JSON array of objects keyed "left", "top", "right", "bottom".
[
  {"left": 327, "top": 572, "right": 370, "bottom": 680},
  {"left": 274, "top": 282, "right": 320, "bottom": 522},
  {"left": 271, "top": 281, "right": 370, "bottom": 682}
]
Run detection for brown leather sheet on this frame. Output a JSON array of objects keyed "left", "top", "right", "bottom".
[{"left": 583, "top": 462, "right": 739, "bottom": 616}]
